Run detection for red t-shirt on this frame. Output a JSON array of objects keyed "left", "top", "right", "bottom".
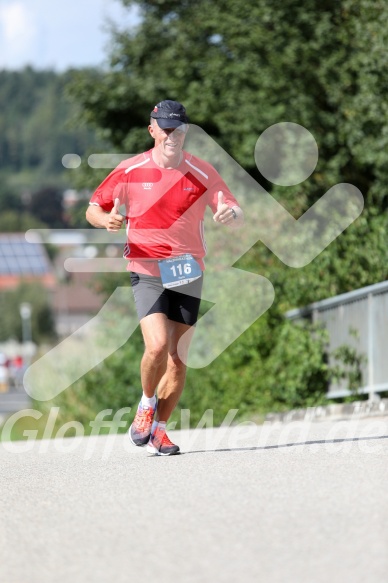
[{"left": 90, "top": 148, "right": 239, "bottom": 276}]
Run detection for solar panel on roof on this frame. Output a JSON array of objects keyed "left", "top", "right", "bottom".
[
  {"left": 5, "top": 256, "right": 14, "bottom": 272},
  {"left": 23, "top": 244, "right": 37, "bottom": 256},
  {"left": 0, "top": 235, "right": 52, "bottom": 276}
]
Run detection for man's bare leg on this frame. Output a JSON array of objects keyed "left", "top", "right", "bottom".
[
  {"left": 139, "top": 313, "right": 195, "bottom": 422},
  {"left": 139, "top": 312, "right": 170, "bottom": 398},
  {"left": 156, "top": 321, "right": 195, "bottom": 422}
]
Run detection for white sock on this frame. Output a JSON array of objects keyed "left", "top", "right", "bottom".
[{"left": 141, "top": 393, "right": 156, "bottom": 409}]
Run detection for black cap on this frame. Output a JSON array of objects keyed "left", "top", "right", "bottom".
[{"left": 150, "top": 100, "right": 189, "bottom": 128}]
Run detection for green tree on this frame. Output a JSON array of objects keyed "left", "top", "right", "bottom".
[
  {"left": 27, "top": 186, "right": 66, "bottom": 228},
  {"left": 0, "top": 67, "right": 101, "bottom": 176},
  {"left": 0, "top": 211, "right": 47, "bottom": 233},
  {"left": 69, "top": 0, "right": 388, "bottom": 208},
  {"left": 0, "top": 67, "right": 107, "bottom": 226}
]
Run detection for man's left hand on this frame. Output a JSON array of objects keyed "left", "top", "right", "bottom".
[{"left": 213, "top": 191, "right": 236, "bottom": 225}]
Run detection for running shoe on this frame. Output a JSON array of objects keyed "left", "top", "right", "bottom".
[
  {"left": 147, "top": 426, "right": 180, "bottom": 456},
  {"left": 129, "top": 401, "right": 157, "bottom": 446}
]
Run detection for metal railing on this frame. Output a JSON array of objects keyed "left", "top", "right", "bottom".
[{"left": 286, "top": 280, "right": 388, "bottom": 399}]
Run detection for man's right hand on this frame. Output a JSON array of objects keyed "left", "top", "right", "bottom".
[{"left": 107, "top": 198, "right": 124, "bottom": 232}]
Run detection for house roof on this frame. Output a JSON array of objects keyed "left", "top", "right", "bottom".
[
  {"left": 0, "top": 233, "right": 53, "bottom": 276},
  {"left": 52, "top": 276, "right": 104, "bottom": 313}
]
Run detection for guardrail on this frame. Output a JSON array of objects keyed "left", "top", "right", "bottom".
[{"left": 286, "top": 280, "right": 388, "bottom": 399}]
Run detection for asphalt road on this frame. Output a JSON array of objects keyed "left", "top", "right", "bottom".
[{"left": 1, "top": 414, "right": 387, "bottom": 583}]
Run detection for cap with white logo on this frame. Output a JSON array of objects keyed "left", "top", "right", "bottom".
[{"left": 150, "top": 100, "right": 189, "bottom": 129}]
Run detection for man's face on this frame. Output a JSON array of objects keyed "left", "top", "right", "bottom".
[{"left": 148, "top": 120, "right": 187, "bottom": 157}]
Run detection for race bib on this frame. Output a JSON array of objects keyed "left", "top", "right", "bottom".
[{"left": 158, "top": 254, "right": 202, "bottom": 288}]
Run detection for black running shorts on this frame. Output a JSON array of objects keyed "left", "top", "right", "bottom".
[{"left": 130, "top": 272, "right": 203, "bottom": 325}]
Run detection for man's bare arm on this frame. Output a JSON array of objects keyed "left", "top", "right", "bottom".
[{"left": 86, "top": 199, "right": 124, "bottom": 232}]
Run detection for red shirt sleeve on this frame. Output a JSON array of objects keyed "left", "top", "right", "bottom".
[
  {"left": 207, "top": 167, "right": 239, "bottom": 214},
  {"left": 89, "top": 164, "right": 128, "bottom": 212}
]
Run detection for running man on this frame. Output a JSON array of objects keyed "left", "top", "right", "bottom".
[{"left": 86, "top": 100, "right": 244, "bottom": 455}]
